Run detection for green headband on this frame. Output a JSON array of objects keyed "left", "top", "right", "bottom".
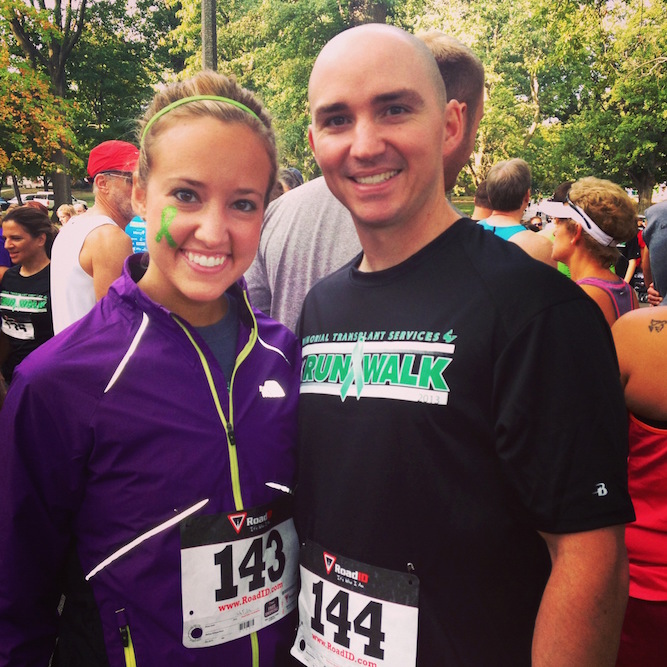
[{"left": 141, "top": 95, "right": 261, "bottom": 145}]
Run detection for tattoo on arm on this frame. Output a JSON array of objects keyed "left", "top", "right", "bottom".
[{"left": 649, "top": 319, "right": 666, "bottom": 332}]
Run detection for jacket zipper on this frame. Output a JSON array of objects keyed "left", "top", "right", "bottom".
[
  {"left": 173, "top": 290, "right": 261, "bottom": 667},
  {"left": 116, "top": 608, "right": 137, "bottom": 667}
]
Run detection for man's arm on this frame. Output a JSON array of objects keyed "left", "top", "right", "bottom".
[
  {"left": 80, "top": 224, "right": 133, "bottom": 300},
  {"left": 623, "top": 258, "right": 637, "bottom": 283},
  {"left": 641, "top": 243, "right": 652, "bottom": 286},
  {"left": 533, "top": 526, "right": 628, "bottom": 667}
]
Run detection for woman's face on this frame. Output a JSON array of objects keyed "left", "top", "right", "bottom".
[
  {"left": 1, "top": 219, "right": 46, "bottom": 267},
  {"left": 132, "top": 115, "right": 272, "bottom": 325},
  {"left": 550, "top": 218, "right": 576, "bottom": 264},
  {"left": 57, "top": 210, "right": 72, "bottom": 225}
]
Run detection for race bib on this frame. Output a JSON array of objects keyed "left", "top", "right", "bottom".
[
  {"left": 1, "top": 316, "right": 35, "bottom": 340},
  {"left": 291, "top": 541, "right": 419, "bottom": 667},
  {"left": 180, "top": 498, "right": 298, "bottom": 647}
]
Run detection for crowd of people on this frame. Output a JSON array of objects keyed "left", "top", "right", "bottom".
[{"left": 0, "top": 22, "right": 666, "bottom": 667}]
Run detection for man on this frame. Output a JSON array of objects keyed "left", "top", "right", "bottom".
[
  {"left": 642, "top": 200, "right": 667, "bottom": 305},
  {"left": 292, "top": 24, "right": 633, "bottom": 667},
  {"left": 245, "top": 31, "right": 485, "bottom": 332},
  {"left": 470, "top": 178, "right": 492, "bottom": 221},
  {"left": 50, "top": 140, "right": 136, "bottom": 333},
  {"left": 481, "top": 157, "right": 556, "bottom": 265}
]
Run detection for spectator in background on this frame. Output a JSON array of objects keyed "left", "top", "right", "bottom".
[
  {"left": 73, "top": 202, "right": 87, "bottom": 215},
  {"left": 642, "top": 200, "right": 667, "bottom": 305},
  {"left": 612, "top": 299, "right": 667, "bottom": 666},
  {"left": 270, "top": 166, "right": 305, "bottom": 201},
  {"left": 478, "top": 158, "right": 556, "bottom": 266},
  {"left": 470, "top": 179, "right": 492, "bottom": 221},
  {"left": 0, "top": 205, "right": 56, "bottom": 393},
  {"left": 0, "top": 236, "right": 11, "bottom": 282},
  {"left": 545, "top": 177, "right": 639, "bottom": 326},
  {"left": 56, "top": 204, "right": 76, "bottom": 226},
  {"left": 50, "top": 140, "right": 137, "bottom": 333}
]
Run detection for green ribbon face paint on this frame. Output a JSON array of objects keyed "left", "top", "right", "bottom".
[{"left": 156, "top": 206, "right": 178, "bottom": 248}]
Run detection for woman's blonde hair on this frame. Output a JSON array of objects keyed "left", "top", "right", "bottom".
[
  {"left": 137, "top": 71, "right": 277, "bottom": 204},
  {"left": 566, "top": 177, "right": 637, "bottom": 268}
]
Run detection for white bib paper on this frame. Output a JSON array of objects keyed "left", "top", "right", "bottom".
[{"left": 180, "top": 498, "right": 299, "bottom": 647}]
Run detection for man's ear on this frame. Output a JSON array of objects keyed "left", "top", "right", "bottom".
[
  {"left": 131, "top": 176, "right": 147, "bottom": 219},
  {"left": 441, "top": 100, "right": 464, "bottom": 158},
  {"left": 307, "top": 125, "right": 319, "bottom": 165}
]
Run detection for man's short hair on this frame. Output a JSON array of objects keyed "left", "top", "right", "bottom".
[
  {"left": 474, "top": 180, "right": 491, "bottom": 209},
  {"left": 416, "top": 30, "right": 485, "bottom": 121},
  {"left": 486, "top": 158, "right": 532, "bottom": 212}
]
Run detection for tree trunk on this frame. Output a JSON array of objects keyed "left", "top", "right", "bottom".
[
  {"left": 51, "top": 66, "right": 72, "bottom": 214},
  {"left": 10, "top": 175, "right": 23, "bottom": 204},
  {"left": 52, "top": 153, "right": 72, "bottom": 214},
  {"left": 348, "top": 0, "right": 388, "bottom": 26},
  {"left": 630, "top": 171, "right": 656, "bottom": 215}
]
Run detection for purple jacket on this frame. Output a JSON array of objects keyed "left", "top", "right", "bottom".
[{"left": 0, "top": 255, "right": 300, "bottom": 666}]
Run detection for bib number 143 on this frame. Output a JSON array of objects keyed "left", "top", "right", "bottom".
[{"left": 215, "top": 528, "right": 286, "bottom": 600}]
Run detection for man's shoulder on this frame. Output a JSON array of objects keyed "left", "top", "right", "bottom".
[
  {"left": 263, "top": 177, "right": 351, "bottom": 232},
  {"left": 645, "top": 201, "right": 667, "bottom": 241}
]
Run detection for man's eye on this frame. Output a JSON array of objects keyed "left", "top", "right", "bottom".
[
  {"left": 386, "top": 105, "right": 407, "bottom": 116},
  {"left": 325, "top": 116, "right": 348, "bottom": 127}
]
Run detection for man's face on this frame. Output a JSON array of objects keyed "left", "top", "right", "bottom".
[
  {"left": 308, "top": 29, "right": 448, "bottom": 233},
  {"left": 105, "top": 173, "right": 135, "bottom": 224}
]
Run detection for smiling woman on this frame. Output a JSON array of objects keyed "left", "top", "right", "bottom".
[
  {"left": 0, "top": 72, "right": 301, "bottom": 667},
  {"left": 0, "top": 205, "right": 56, "bottom": 390}
]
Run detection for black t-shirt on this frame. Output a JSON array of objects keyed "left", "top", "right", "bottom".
[
  {"left": 0, "top": 264, "right": 54, "bottom": 382},
  {"left": 295, "top": 218, "right": 634, "bottom": 666}
]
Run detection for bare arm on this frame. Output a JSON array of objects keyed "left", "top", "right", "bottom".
[
  {"left": 509, "top": 231, "right": 557, "bottom": 268},
  {"left": 533, "top": 526, "right": 628, "bottom": 667},
  {"left": 641, "top": 244, "right": 652, "bottom": 286},
  {"left": 80, "top": 224, "right": 133, "bottom": 300},
  {"left": 623, "top": 258, "right": 637, "bottom": 283}
]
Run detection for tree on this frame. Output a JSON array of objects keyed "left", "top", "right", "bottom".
[
  {"left": 0, "top": 43, "right": 79, "bottom": 200},
  {"left": 173, "top": 0, "right": 401, "bottom": 177},
  {"left": 66, "top": 0, "right": 158, "bottom": 154},
  {"left": 1, "top": 1, "right": 180, "bottom": 193},
  {"left": 0, "top": 0, "right": 90, "bottom": 205},
  {"left": 569, "top": 0, "right": 667, "bottom": 211}
]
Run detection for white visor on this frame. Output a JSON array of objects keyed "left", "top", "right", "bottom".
[{"left": 537, "top": 200, "right": 616, "bottom": 247}]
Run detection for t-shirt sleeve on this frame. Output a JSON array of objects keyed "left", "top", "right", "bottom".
[
  {"left": 244, "top": 251, "right": 272, "bottom": 316},
  {"left": 492, "top": 296, "right": 635, "bottom": 534}
]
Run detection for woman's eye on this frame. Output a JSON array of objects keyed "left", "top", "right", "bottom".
[
  {"left": 174, "top": 190, "right": 197, "bottom": 203},
  {"left": 233, "top": 199, "right": 257, "bottom": 212}
]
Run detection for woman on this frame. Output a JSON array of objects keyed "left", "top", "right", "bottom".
[
  {"left": 0, "top": 72, "right": 300, "bottom": 666},
  {"left": 550, "top": 177, "right": 639, "bottom": 326},
  {"left": 0, "top": 205, "right": 56, "bottom": 389},
  {"left": 612, "top": 304, "right": 667, "bottom": 666},
  {"left": 56, "top": 203, "right": 76, "bottom": 226}
]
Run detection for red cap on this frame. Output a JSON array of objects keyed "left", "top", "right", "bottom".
[{"left": 87, "top": 140, "right": 139, "bottom": 180}]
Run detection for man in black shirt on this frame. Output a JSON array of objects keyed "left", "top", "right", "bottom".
[{"left": 291, "top": 23, "right": 634, "bottom": 667}]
